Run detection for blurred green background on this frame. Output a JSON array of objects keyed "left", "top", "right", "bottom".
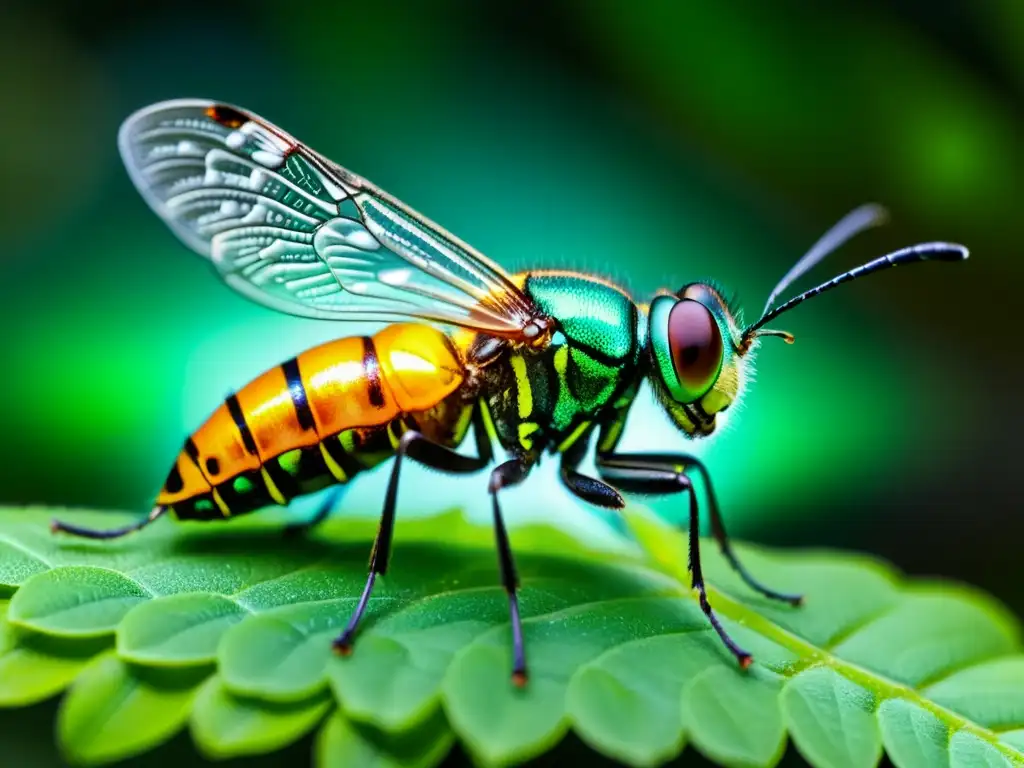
[{"left": 2, "top": 0, "right": 1021, "bottom": 619}]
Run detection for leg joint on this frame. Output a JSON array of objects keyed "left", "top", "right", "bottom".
[
  {"left": 398, "top": 429, "right": 423, "bottom": 454},
  {"left": 488, "top": 457, "right": 529, "bottom": 494}
]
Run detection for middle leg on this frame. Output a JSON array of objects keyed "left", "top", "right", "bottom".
[
  {"left": 283, "top": 483, "right": 347, "bottom": 538},
  {"left": 557, "top": 428, "right": 626, "bottom": 509}
]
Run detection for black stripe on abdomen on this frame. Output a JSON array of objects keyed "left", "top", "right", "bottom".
[
  {"left": 362, "top": 337, "right": 386, "bottom": 407},
  {"left": 282, "top": 357, "right": 316, "bottom": 432},
  {"left": 226, "top": 393, "right": 259, "bottom": 456},
  {"left": 183, "top": 437, "right": 202, "bottom": 468}
]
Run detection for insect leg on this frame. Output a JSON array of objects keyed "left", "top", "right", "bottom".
[
  {"left": 333, "top": 417, "right": 493, "bottom": 656},
  {"left": 558, "top": 430, "right": 625, "bottom": 509},
  {"left": 595, "top": 454, "right": 752, "bottom": 666},
  {"left": 599, "top": 452, "right": 802, "bottom": 606},
  {"left": 283, "top": 483, "right": 347, "bottom": 538},
  {"left": 487, "top": 456, "right": 534, "bottom": 686},
  {"left": 51, "top": 506, "right": 168, "bottom": 540}
]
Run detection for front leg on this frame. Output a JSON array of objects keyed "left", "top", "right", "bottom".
[
  {"left": 598, "top": 452, "right": 803, "bottom": 607},
  {"left": 597, "top": 451, "right": 803, "bottom": 668},
  {"left": 557, "top": 425, "right": 626, "bottom": 509}
]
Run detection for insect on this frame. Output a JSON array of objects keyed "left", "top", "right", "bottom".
[{"left": 52, "top": 99, "right": 967, "bottom": 685}]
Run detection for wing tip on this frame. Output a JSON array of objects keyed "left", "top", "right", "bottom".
[
  {"left": 117, "top": 98, "right": 230, "bottom": 158},
  {"left": 117, "top": 98, "right": 252, "bottom": 153},
  {"left": 118, "top": 99, "right": 238, "bottom": 259}
]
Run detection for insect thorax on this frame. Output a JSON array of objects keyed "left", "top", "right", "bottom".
[{"left": 480, "top": 272, "right": 644, "bottom": 455}]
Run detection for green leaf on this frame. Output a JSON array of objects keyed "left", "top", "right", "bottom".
[
  {"left": 568, "top": 632, "right": 711, "bottom": 766},
  {"left": 118, "top": 592, "right": 249, "bottom": 666},
  {"left": 219, "top": 600, "right": 350, "bottom": 702},
  {"left": 443, "top": 595, "right": 705, "bottom": 766},
  {"left": 1005, "top": 731, "right": 1024, "bottom": 753},
  {"left": 190, "top": 675, "right": 331, "bottom": 758},
  {"left": 828, "top": 586, "right": 1019, "bottom": 686},
  {"left": 9, "top": 566, "right": 151, "bottom": 637},
  {"left": 681, "top": 666, "right": 786, "bottom": 768},
  {"left": 782, "top": 666, "right": 881, "bottom": 768},
  {"left": 949, "top": 730, "right": 1016, "bottom": 768},
  {"left": 1, "top": 505, "right": 1023, "bottom": 768},
  {"left": 0, "top": 618, "right": 111, "bottom": 707},
  {"left": 56, "top": 653, "right": 208, "bottom": 764},
  {"left": 0, "top": 532, "right": 50, "bottom": 589},
  {"left": 316, "top": 708, "right": 454, "bottom": 768},
  {"left": 328, "top": 587, "right": 526, "bottom": 732},
  {"left": 923, "top": 657, "right": 1024, "bottom": 730},
  {"left": 877, "top": 699, "right": 950, "bottom": 768}
]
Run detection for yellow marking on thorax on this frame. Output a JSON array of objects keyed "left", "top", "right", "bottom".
[
  {"left": 386, "top": 420, "right": 403, "bottom": 450},
  {"left": 553, "top": 346, "right": 569, "bottom": 376},
  {"left": 451, "top": 404, "right": 474, "bottom": 445},
  {"left": 479, "top": 399, "right": 499, "bottom": 444},
  {"left": 598, "top": 419, "right": 625, "bottom": 454},
  {"left": 509, "top": 354, "right": 533, "bottom": 419},
  {"left": 518, "top": 422, "right": 540, "bottom": 451},
  {"left": 614, "top": 392, "right": 636, "bottom": 409},
  {"left": 557, "top": 420, "right": 592, "bottom": 453}
]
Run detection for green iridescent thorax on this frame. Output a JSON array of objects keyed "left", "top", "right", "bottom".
[
  {"left": 481, "top": 272, "right": 645, "bottom": 455},
  {"left": 647, "top": 282, "right": 749, "bottom": 438}
]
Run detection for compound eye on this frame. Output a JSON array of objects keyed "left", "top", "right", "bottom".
[{"left": 667, "top": 299, "right": 723, "bottom": 402}]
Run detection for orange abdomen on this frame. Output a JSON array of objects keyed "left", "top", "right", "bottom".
[{"left": 157, "top": 324, "right": 469, "bottom": 520}]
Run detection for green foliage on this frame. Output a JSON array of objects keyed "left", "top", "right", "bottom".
[{"left": 0, "top": 505, "right": 1022, "bottom": 768}]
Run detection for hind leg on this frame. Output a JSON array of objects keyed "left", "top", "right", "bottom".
[
  {"left": 51, "top": 506, "right": 168, "bottom": 539},
  {"left": 283, "top": 484, "right": 347, "bottom": 538},
  {"left": 333, "top": 413, "right": 493, "bottom": 655}
]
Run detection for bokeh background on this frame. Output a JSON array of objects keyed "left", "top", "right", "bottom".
[{"left": 2, "top": 0, "right": 1022, "bottom": 701}]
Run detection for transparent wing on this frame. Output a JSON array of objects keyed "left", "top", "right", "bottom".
[{"left": 118, "top": 99, "right": 542, "bottom": 338}]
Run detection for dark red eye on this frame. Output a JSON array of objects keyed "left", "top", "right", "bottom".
[{"left": 667, "top": 299, "right": 723, "bottom": 401}]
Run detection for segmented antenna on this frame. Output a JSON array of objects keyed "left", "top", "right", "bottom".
[
  {"left": 761, "top": 203, "right": 890, "bottom": 318},
  {"left": 744, "top": 241, "right": 968, "bottom": 340}
]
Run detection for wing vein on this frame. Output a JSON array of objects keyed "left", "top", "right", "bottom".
[{"left": 119, "top": 98, "right": 545, "bottom": 341}]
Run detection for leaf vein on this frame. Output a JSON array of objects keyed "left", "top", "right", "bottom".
[
  {"left": 821, "top": 602, "right": 900, "bottom": 651},
  {"left": 228, "top": 559, "right": 336, "bottom": 601},
  {"left": 0, "top": 533, "right": 53, "bottom": 569},
  {"left": 915, "top": 650, "right": 1020, "bottom": 692},
  {"left": 575, "top": 626, "right": 713, "bottom": 675},
  {"left": 705, "top": 587, "right": 1024, "bottom": 765}
]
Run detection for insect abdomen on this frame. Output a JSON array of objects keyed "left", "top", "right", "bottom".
[{"left": 156, "top": 324, "right": 467, "bottom": 520}]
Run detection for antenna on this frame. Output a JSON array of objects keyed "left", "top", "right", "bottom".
[
  {"left": 743, "top": 241, "right": 968, "bottom": 343},
  {"left": 761, "top": 204, "right": 890, "bottom": 319}
]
